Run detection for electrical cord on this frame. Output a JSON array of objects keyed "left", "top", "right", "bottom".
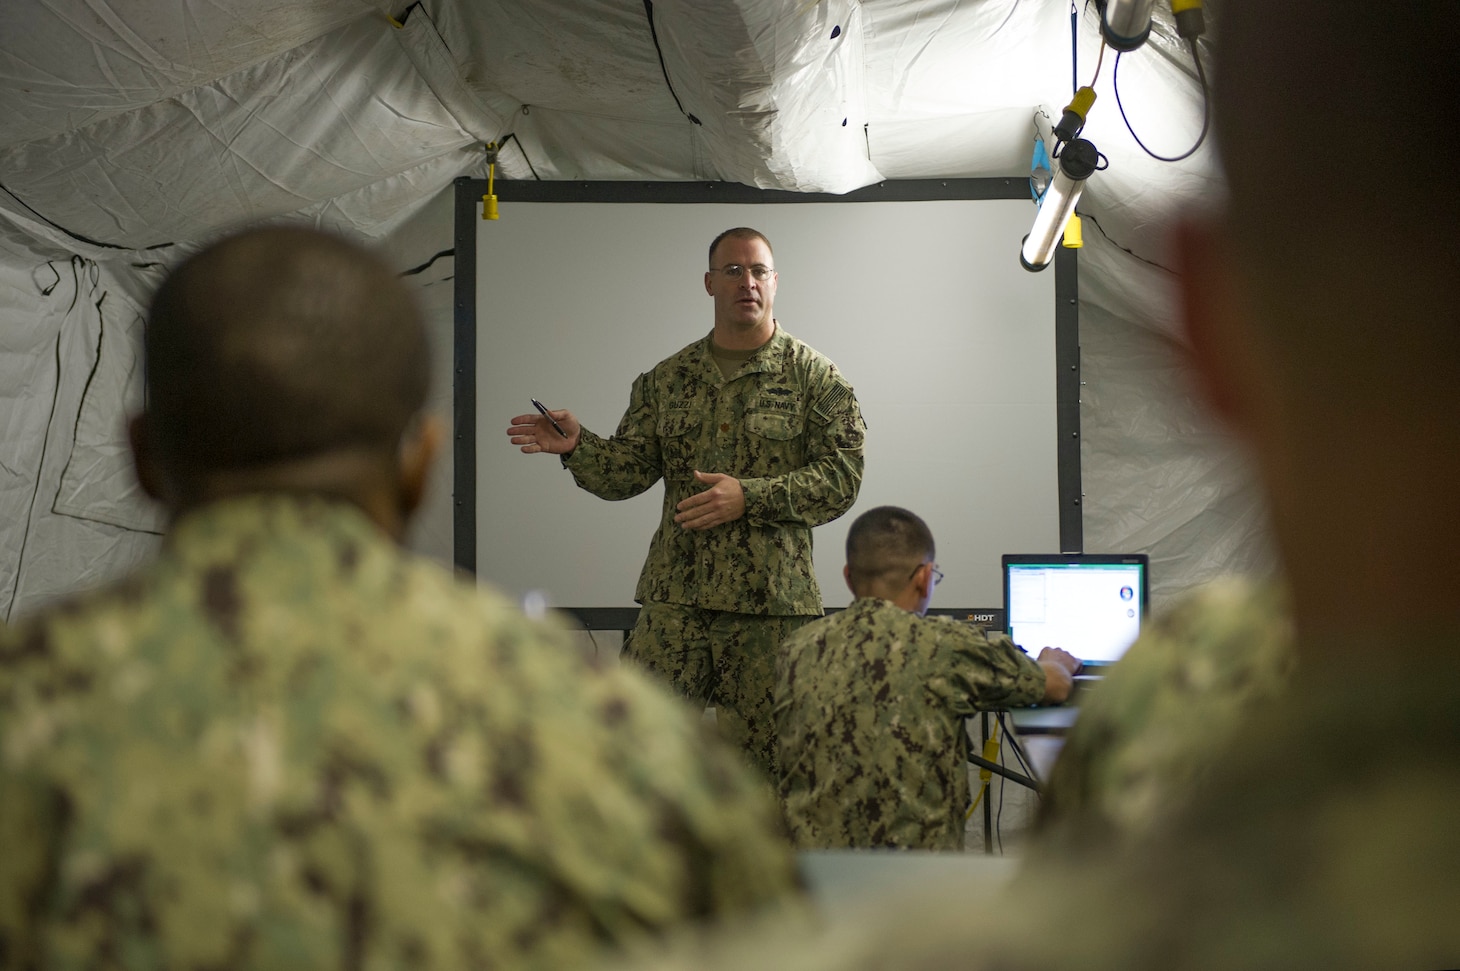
[
  {"left": 495, "top": 131, "right": 542, "bottom": 181},
  {"left": 1114, "top": 39, "right": 1211, "bottom": 163},
  {"left": 995, "top": 729, "right": 1007, "bottom": 853},
  {"left": 965, "top": 718, "right": 1000, "bottom": 820},
  {"left": 642, "top": 0, "right": 701, "bottom": 126},
  {"left": 997, "top": 710, "right": 1040, "bottom": 787}
]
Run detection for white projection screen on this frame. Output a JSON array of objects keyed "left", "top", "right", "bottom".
[{"left": 453, "top": 179, "right": 1081, "bottom": 623}]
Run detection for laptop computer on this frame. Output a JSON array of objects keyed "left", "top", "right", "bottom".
[{"left": 1002, "top": 553, "right": 1150, "bottom": 670}]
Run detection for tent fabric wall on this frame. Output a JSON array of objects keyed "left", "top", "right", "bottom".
[
  {"left": 0, "top": 254, "right": 159, "bottom": 621},
  {"left": 0, "top": 0, "right": 1270, "bottom": 621}
]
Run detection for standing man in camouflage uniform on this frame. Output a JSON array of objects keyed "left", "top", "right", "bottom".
[
  {"left": 0, "top": 227, "right": 803, "bottom": 971},
  {"left": 508, "top": 227, "right": 865, "bottom": 778},
  {"left": 777, "top": 506, "right": 1080, "bottom": 850}
]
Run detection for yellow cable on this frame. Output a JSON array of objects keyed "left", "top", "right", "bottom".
[{"left": 965, "top": 720, "right": 1001, "bottom": 820}]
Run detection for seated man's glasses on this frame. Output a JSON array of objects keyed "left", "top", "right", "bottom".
[{"left": 907, "top": 562, "right": 944, "bottom": 587}]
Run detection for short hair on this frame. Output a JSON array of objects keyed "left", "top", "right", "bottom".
[
  {"left": 845, "top": 506, "right": 935, "bottom": 587},
  {"left": 144, "top": 226, "right": 429, "bottom": 475},
  {"left": 708, "top": 227, "right": 774, "bottom": 267}
]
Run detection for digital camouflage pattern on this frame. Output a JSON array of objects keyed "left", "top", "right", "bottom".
[
  {"left": 1037, "top": 576, "right": 1295, "bottom": 838},
  {"left": 600, "top": 630, "right": 1460, "bottom": 971},
  {"left": 564, "top": 325, "right": 865, "bottom": 616},
  {"left": 0, "top": 495, "right": 802, "bottom": 971},
  {"left": 775, "top": 597, "right": 1046, "bottom": 850},
  {"left": 624, "top": 603, "right": 811, "bottom": 781}
]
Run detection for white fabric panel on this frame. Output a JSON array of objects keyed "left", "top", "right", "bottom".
[
  {"left": 869, "top": 109, "right": 1044, "bottom": 181},
  {"left": 0, "top": 16, "right": 476, "bottom": 248},
  {"left": 653, "top": 0, "right": 882, "bottom": 192},
  {"left": 0, "top": 254, "right": 77, "bottom": 619},
  {"left": 0, "top": 253, "right": 158, "bottom": 622},
  {"left": 1075, "top": 229, "right": 1277, "bottom": 609},
  {"left": 52, "top": 261, "right": 163, "bottom": 534},
  {"left": 0, "top": 0, "right": 386, "bottom": 149},
  {"left": 285, "top": 148, "right": 485, "bottom": 241},
  {"left": 515, "top": 108, "right": 700, "bottom": 180},
  {"left": 427, "top": 0, "right": 678, "bottom": 121},
  {"left": 862, "top": 0, "right": 1069, "bottom": 125}
]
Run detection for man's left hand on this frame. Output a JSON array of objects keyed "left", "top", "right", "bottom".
[{"left": 674, "top": 471, "right": 746, "bottom": 530}]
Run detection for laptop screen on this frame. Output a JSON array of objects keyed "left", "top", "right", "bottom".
[{"left": 1002, "top": 554, "right": 1150, "bottom": 665}]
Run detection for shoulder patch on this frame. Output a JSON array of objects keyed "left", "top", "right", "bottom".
[{"left": 811, "top": 383, "right": 852, "bottom": 424}]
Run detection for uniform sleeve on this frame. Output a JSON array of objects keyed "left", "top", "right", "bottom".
[
  {"left": 933, "top": 624, "right": 1047, "bottom": 714},
  {"left": 740, "top": 368, "right": 865, "bottom": 528},
  {"left": 0, "top": 769, "right": 58, "bottom": 966},
  {"left": 563, "top": 370, "right": 665, "bottom": 500}
]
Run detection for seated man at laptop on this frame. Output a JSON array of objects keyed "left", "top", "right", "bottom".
[{"left": 775, "top": 505, "right": 1080, "bottom": 850}]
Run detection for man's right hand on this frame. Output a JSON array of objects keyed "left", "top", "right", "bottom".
[
  {"left": 1036, "top": 646, "right": 1082, "bottom": 675},
  {"left": 507, "top": 408, "right": 582, "bottom": 455},
  {"left": 1035, "top": 647, "right": 1083, "bottom": 705}
]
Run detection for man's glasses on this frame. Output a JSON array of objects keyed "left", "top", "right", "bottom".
[
  {"left": 908, "top": 562, "right": 944, "bottom": 587},
  {"left": 710, "top": 264, "right": 774, "bottom": 281}
]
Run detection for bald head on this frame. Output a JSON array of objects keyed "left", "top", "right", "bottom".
[
  {"left": 144, "top": 227, "right": 429, "bottom": 480},
  {"left": 1214, "top": 3, "right": 1460, "bottom": 399}
]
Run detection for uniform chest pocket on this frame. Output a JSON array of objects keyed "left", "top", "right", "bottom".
[
  {"left": 657, "top": 409, "right": 701, "bottom": 477},
  {"left": 745, "top": 410, "right": 804, "bottom": 441}
]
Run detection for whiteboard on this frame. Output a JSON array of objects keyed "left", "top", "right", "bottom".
[{"left": 459, "top": 182, "right": 1073, "bottom": 613}]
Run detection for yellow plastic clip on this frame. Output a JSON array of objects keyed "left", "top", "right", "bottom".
[
  {"left": 1067, "top": 85, "right": 1097, "bottom": 120},
  {"left": 483, "top": 142, "right": 500, "bottom": 221},
  {"left": 1062, "top": 213, "right": 1084, "bottom": 248}
]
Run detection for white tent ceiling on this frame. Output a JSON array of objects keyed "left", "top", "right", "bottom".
[{"left": 0, "top": 0, "right": 1273, "bottom": 620}]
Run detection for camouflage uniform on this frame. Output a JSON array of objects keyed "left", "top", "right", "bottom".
[
  {"left": 565, "top": 325, "right": 865, "bottom": 776},
  {"left": 602, "top": 629, "right": 1460, "bottom": 971},
  {"left": 1036, "top": 576, "right": 1295, "bottom": 837},
  {"left": 0, "top": 494, "right": 801, "bottom": 971},
  {"left": 775, "top": 597, "right": 1046, "bottom": 850}
]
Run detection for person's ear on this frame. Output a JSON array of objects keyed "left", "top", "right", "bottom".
[
  {"left": 704, "top": 271, "right": 714, "bottom": 296},
  {"left": 397, "top": 413, "right": 445, "bottom": 520},
  {"left": 1173, "top": 216, "right": 1256, "bottom": 433},
  {"left": 843, "top": 563, "right": 855, "bottom": 595},
  {"left": 128, "top": 413, "right": 170, "bottom": 505},
  {"left": 911, "top": 562, "right": 934, "bottom": 602}
]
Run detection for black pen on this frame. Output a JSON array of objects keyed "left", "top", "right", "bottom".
[{"left": 530, "top": 398, "right": 569, "bottom": 438}]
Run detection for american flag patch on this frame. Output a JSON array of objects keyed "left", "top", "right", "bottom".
[{"left": 812, "top": 384, "right": 851, "bottom": 423}]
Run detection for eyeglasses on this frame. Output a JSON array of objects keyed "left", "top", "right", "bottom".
[
  {"left": 908, "top": 562, "right": 944, "bottom": 587},
  {"left": 710, "top": 263, "right": 774, "bottom": 281}
]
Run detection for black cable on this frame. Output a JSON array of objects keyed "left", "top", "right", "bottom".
[
  {"left": 399, "top": 248, "right": 454, "bottom": 278},
  {"left": 642, "top": 0, "right": 701, "bottom": 125},
  {"left": 496, "top": 132, "right": 542, "bottom": 181},
  {"left": 1070, "top": 2, "right": 1078, "bottom": 94},
  {"left": 1113, "top": 40, "right": 1211, "bottom": 163},
  {"left": 1082, "top": 212, "right": 1175, "bottom": 274},
  {"left": 0, "top": 181, "right": 174, "bottom": 253},
  {"left": 995, "top": 730, "right": 1006, "bottom": 854},
  {"left": 997, "top": 711, "right": 1039, "bottom": 785}
]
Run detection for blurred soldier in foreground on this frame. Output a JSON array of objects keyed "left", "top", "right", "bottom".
[
  {"left": 0, "top": 227, "right": 800, "bottom": 970},
  {"left": 602, "top": 3, "right": 1460, "bottom": 969},
  {"left": 1034, "top": 576, "right": 1294, "bottom": 839},
  {"left": 776, "top": 506, "right": 1079, "bottom": 850}
]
